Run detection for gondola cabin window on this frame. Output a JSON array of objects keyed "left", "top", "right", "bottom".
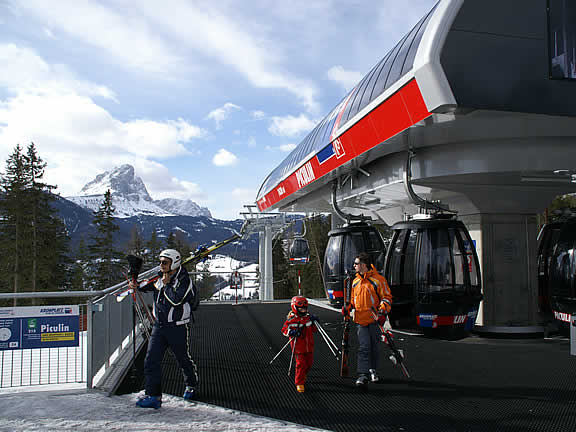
[{"left": 549, "top": 0, "right": 576, "bottom": 79}]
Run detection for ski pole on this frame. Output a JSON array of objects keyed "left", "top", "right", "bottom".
[
  {"left": 315, "top": 322, "right": 341, "bottom": 355},
  {"left": 314, "top": 323, "right": 340, "bottom": 358},
  {"left": 316, "top": 322, "right": 340, "bottom": 354},
  {"left": 288, "top": 336, "right": 297, "bottom": 376},
  {"left": 269, "top": 338, "right": 292, "bottom": 364},
  {"left": 370, "top": 307, "right": 411, "bottom": 379}
]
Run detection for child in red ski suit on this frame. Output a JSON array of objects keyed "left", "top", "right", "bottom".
[{"left": 281, "top": 296, "right": 317, "bottom": 393}]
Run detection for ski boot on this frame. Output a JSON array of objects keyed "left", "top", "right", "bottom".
[
  {"left": 369, "top": 369, "right": 380, "bottom": 383},
  {"left": 136, "top": 395, "right": 162, "bottom": 409},
  {"left": 183, "top": 386, "right": 196, "bottom": 400},
  {"left": 355, "top": 374, "right": 369, "bottom": 390}
]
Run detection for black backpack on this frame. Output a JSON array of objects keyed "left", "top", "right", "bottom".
[{"left": 188, "top": 281, "right": 200, "bottom": 311}]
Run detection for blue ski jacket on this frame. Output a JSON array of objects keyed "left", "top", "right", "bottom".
[{"left": 138, "top": 266, "right": 195, "bottom": 327}]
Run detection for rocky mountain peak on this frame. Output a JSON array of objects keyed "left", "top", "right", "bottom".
[
  {"left": 79, "top": 164, "right": 152, "bottom": 202},
  {"left": 68, "top": 164, "right": 211, "bottom": 218}
]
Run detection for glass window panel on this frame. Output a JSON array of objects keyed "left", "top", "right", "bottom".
[
  {"left": 387, "top": 231, "right": 405, "bottom": 288},
  {"left": 369, "top": 41, "right": 404, "bottom": 101},
  {"left": 551, "top": 228, "right": 576, "bottom": 298},
  {"left": 367, "top": 230, "right": 386, "bottom": 270},
  {"left": 343, "top": 232, "right": 366, "bottom": 272},
  {"left": 323, "top": 236, "right": 342, "bottom": 279},
  {"left": 342, "top": 74, "right": 372, "bottom": 124},
  {"left": 354, "top": 59, "right": 387, "bottom": 116},
  {"left": 418, "top": 229, "right": 454, "bottom": 299},
  {"left": 452, "top": 229, "right": 468, "bottom": 294},
  {"left": 384, "top": 32, "right": 413, "bottom": 90},
  {"left": 549, "top": 0, "right": 576, "bottom": 79},
  {"left": 401, "top": 6, "right": 436, "bottom": 76}
]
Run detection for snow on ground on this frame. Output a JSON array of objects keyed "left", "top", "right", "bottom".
[
  {"left": 0, "top": 385, "right": 328, "bottom": 432},
  {"left": 201, "top": 256, "right": 260, "bottom": 301}
]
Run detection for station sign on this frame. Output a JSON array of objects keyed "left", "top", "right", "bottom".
[{"left": 0, "top": 305, "right": 79, "bottom": 351}]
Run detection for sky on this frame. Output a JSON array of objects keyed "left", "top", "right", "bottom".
[
  {"left": 0, "top": 385, "right": 329, "bottom": 432},
  {"left": 0, "top": 0, "right": 437, "bottom": 220}
]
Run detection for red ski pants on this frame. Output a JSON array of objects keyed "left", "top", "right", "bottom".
[{"left": 294, "top": 352, "right": 314, "bottom": 385}]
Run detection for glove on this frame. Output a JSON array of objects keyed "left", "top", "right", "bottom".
[
  {"left": 288, "top": 329, "right": 301, "bottom": 337},
  {"left": 309, "top": 314, "right": 319, "bottom": 323},
  {"left": 377, "top": 310, "right": 387, "bottom": 326}
]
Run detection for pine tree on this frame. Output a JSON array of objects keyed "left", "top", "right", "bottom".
[
  {"left": 0, "top": 143, "right": 70, "bottom": 305},
  {"left": 0, "top": 145, "right": 28, "bottom": 304},
  {"left": 300, "top": 214, "right": 331, "bottom": 298},
  {"left": 145, "top": 230, "right": 163, "bottom": 268},
  {"left": 71, "top": 237, "right": 88, "bottom": 291},
  {"left": 25, "top": 143, "right": 69, "bottom": 301},
  {"left": 89, "top": 189, "right": 121, "bottom": 290},
  {"left": 272, "top": 236, "right": 292, "bottom": 299},
  {"left": 126, "top": 224, "right": 145, "bottom": 257}
]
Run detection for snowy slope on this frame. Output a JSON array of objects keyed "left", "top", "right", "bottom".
[
  {"left": 198, "top": 255, "right": 260, "bottom": 300},
  {"left": 0, "top": 387, "right": 327, "bottom": 432}
]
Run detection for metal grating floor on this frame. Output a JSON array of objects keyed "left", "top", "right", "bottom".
[{"left": 120, "top": 302, "right": 576, "bottom": 432}]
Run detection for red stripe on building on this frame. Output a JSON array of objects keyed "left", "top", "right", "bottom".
[{"left": 257, "top": 79, "right": 431, "bottom": 211}]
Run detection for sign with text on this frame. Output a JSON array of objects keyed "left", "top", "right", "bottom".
[{"left": 0, "top": 305, "right": 79, "bottom": 351}]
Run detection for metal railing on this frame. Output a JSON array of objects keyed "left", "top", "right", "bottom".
[{"left": 0, "top": 267, "right": 262, "bottom": 393}]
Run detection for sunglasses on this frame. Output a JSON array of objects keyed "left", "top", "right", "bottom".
[
  {"left": 159, "top": 260, "right": 171, "bottom": 265},
  {"left": 353, "top": 261, "right": 362, "bottom": 266}
]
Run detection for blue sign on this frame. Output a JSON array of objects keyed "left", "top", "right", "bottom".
[{"left": 0, "top": 306, "right": 79, "bottom": 351}]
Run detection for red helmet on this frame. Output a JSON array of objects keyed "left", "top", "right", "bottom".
[{"left": 291, "top": 296, "right": 308, "bottom": 314}]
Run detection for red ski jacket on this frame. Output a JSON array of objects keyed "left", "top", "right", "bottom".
[{"left": 281, "top": 312, "right": 316, "bottom": 353}]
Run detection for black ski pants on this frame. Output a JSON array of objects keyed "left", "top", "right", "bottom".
[{"left": 144, "top": 323, "right": 198, "bottom": 397}]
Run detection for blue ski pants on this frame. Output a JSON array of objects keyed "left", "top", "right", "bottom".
[
  {"left": 144, "top": 323, "right": 198, "bottom": 397},
  {"left": 356, "top": 322, "right": 380, "bottom": 375}
]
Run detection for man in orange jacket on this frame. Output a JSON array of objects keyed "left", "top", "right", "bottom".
[{"left": 343, "top": 252, "right": 392, "bottom": 387}]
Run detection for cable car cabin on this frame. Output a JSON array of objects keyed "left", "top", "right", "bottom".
[
  {"left": 537, "top": 221, "right": 565, "bottom": 315},
  {"left": 384, "top": 215, "right": 482, "bottom": 339},
  {"left": 289, "top": 238, "right": 310, "bottom": 264},
  {"left": 323, "top": 222, "right": 386, "bottom": 307},
  {"left": 548, "top": 218, "right": 576, "bottom": 333}
]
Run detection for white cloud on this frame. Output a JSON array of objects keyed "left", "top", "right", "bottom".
[
  {"left": 327, "top": 65, "right": 363, "bottom": 92},
  {"left": 14, "top": 0, "right": 187, "bottom": 77},
  {"left": 212, "top": 148, "right": 238, "bottom": 167},
  {"left": 231, "top": 187, "right": 256, "bottom": 203},
  {"left": 250, "top": 110, "right": 266, "bottom": 120},
  {"left": 279, "top": 143, "right": 297, "bottom": 152},
  {"left": 0, "top": 43, "right": 116, "bottom": 100},
  {"left": 134, "top": 160, "right": 205, "bottom": 201},
  {"left": 206, "top": 102, "right": 241, "bottom": 129},
  {"left": 134, "top": 1, "right": 320, "bottom": 112},
  {"left": 268, "top": 114, "right": 316, "bottom": 137}
]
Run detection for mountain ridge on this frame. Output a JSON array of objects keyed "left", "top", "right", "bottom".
[{"left": 66, "top": 164, "right": 212, "bottom": 218}]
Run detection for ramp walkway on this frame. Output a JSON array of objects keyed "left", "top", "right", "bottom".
[{"left": 120, "top": 302, "right": 576, "bottom": 432}]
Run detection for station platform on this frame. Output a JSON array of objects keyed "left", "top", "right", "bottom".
[{"left": 119, "top": 302, "right": 576, "bottom": 432}]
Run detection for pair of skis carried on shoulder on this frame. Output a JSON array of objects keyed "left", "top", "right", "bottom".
[
  {"left": 339, "top": 272, "right": 410, "bottom": 380},
  {"left": 114, "top": 228, "right": 247, "bottom": 340},
  {"left": 115, "top": 231, "right": 244, "bottom": 303}
]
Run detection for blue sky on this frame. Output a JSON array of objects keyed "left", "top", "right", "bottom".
[{"left": 0, "top": 0, "right": 436, "bottom": 220}]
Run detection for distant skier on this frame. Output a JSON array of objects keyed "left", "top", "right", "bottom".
[
  {"left": 128, "top": 248, "right": 198, "bottom": 409},
  {"left": 281, "top": 296, "right": 318, "bottom": 393}
]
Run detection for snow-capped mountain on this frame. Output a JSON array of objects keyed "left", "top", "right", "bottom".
[
  {"left": 155, "top": 198, "right": 211, "bottom": 218},
  {"left": 66, "top": 164, "right": 211, "bottom": 218}
]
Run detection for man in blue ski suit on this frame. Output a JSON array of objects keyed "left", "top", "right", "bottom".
[{"left": 129, "top": 248, "right": 198, "bottom": 409}]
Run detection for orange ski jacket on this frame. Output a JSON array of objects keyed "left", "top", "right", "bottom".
[{"left": 351, "top": 266, "right": 392, "bottom": 326}]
